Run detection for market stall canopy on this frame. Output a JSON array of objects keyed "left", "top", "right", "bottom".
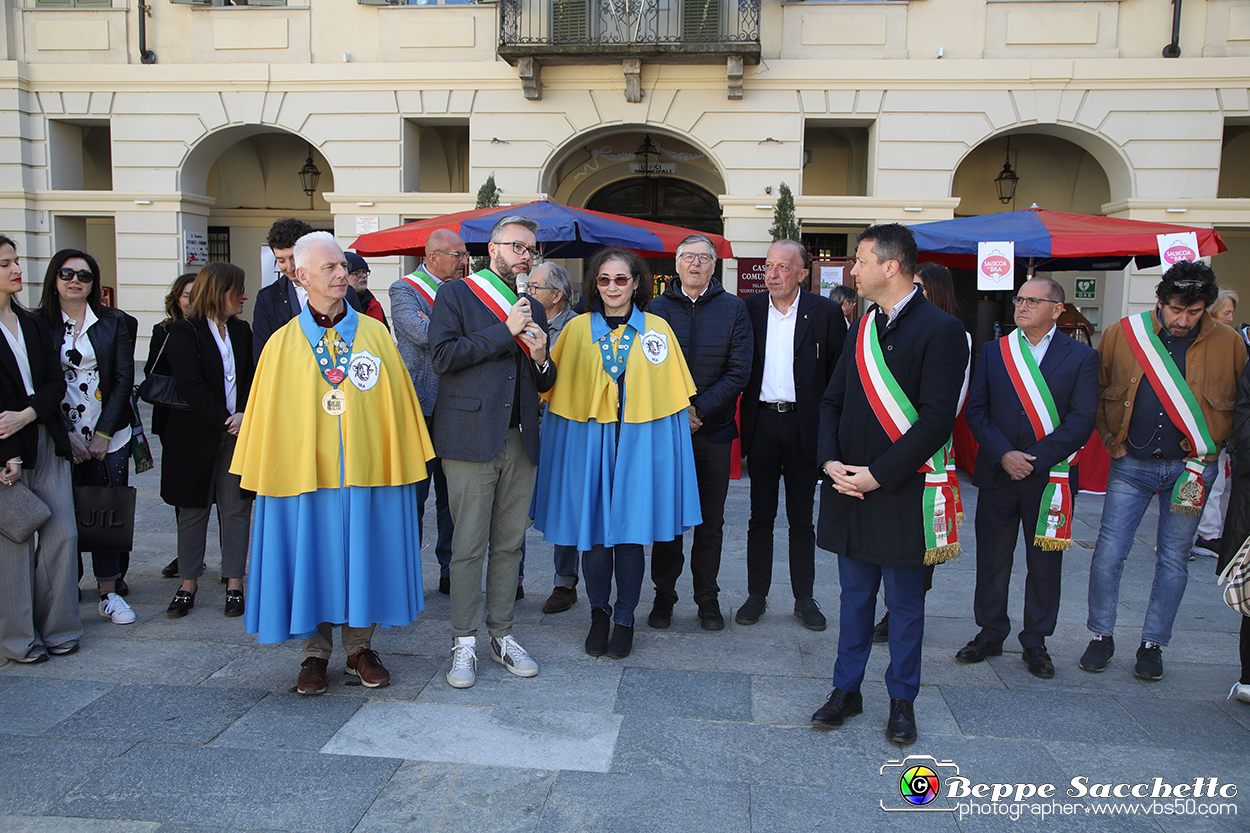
[
  {"left": 910, "top": 207, "right": 1226, "bottom": 274},
  {"left": 349, "top": 199, "right": 735, "bottom": 260}
]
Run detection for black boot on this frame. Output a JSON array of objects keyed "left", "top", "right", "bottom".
[
  {"left": 607, "top": 623, "right": 634, "bottom": 660},
  {"left": 585, "top": 608, "right": 610, "bottom": 657}
]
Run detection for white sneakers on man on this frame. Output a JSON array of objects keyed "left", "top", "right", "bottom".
[
  {"left": 447, "top": 636, "right": 477, "bottom": 688},
  {"left": 491, "top": 635, "right": 538, "bottom": 677},
  {"left": 1230, "top": 681, "right": 1250, "bottom": 704},
  {"left": 99, "top": 592, "right": 136, "bottom": 625}
]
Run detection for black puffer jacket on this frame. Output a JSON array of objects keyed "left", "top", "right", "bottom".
[{"left": 647, "top": 278, "right": 753, "bottom": 440}]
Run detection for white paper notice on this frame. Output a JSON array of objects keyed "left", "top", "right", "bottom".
[
  {"left": 820, "top": 265, "right": 843, "bottom": 297},
  {"left": 356, "top": 216, "right": 380, "bottom": 235},
  {"left": 977, "top": 241, "right": 1015, "bottom": 291},
  {"left": 1157, "top": 232, "right": 1199, "bottom": 268}
]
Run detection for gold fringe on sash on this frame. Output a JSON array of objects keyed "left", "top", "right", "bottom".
[
  {"left": 1033, "top": 535, "right": 1072, "bottom": 551},
  {"left": 924, "top": 542, "right": 961, "bottom": 566}
]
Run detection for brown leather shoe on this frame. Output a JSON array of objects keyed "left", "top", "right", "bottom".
[
  {"left": 542, "top": 586, "right": 577, "bottom": 614},
  {"left": 346, "top": 647, "right": 391, "bottom": 689},
  {"left": 297, "top": 657, "right": 329, "bottom": 695}
]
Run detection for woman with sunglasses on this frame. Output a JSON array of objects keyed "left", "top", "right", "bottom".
[
  {"left": 532, "top": 247, "right": 701, "bottom": 660},
  {"left": 161, "top": 263, "right": 254, "bottom": 618},
  {"left": 37, "top": 249, "right": 136, "bottom": 626},
  {"left": 0, "top": 236, "right": 82, "bottom": 661}
]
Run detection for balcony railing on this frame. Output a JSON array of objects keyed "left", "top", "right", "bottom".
[{"left": 498, "top": 0, "right": 761, "bottom": 64}]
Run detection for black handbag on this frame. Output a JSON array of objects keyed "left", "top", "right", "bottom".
[
  {"left": 137, "top": 330, "right": 191, "bottom": 411},
  {"left": 74, "top": 483, "right": 136, "bottom": 552}
]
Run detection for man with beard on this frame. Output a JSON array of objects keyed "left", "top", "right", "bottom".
[{"left": 429, "top": 216, "right": 555, "bottom": 689}]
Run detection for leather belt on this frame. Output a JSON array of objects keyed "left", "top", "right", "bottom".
[{"left": 760, "top": 401, "right": 797, "bottom": 413}]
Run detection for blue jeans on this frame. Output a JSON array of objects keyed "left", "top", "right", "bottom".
[
  {"left": 554, "top": 545, "right": 579, "bottom": 589},
  {"left": 583, "top": 544, "right": 644, "bottom": 627},
  {"left": 417, "top": 455, "right": 454, "bottom": 579},
  {"left": 1086, "top": 454, "right": 1216, "bottom": 646}
]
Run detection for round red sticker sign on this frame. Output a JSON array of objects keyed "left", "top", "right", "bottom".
[
  {"left": 1164, "top": 244, "right": 1196, "bottom": 265},
  {"left": 981, "top": 254, "right": 1012, "bottom": 278}
]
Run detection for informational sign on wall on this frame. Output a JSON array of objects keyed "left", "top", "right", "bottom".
[
  {"left": 977, "top": 241, "right": 1014, "bottom": 291},
  {"left": 819, "top": 265, "right": 844, "bottom": 298},
  {"left": 1156, "top": 231, "right": 1199, "bottom": 268},
  {"left": 184, "top": 230, "right": 208, "bottom": 267},
  {"left": 356, "top": 216, "right": 379, "bottom": 235},
  {"left": 736, "top": 257, "right": 767, "bottom": 296},
  {"left": 1075, "top": 278, "right": 1097, "bottom": 299}
]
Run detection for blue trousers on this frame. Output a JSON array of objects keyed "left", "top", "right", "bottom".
[
  {"left": 417, "top": 455, "right": 454, "bottom": 579},
  {"left": 584, "top": 544, "right": 644, "bottom": 627},
  {"left": 833, "top": 554, "right": 926, "bottom": 702}
]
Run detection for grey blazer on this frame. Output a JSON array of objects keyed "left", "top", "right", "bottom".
[
  {"left": 428, "top": 277, "right": 556, "bottom": 464},
  {"left": 389, "top": 269, "right": 440, "bottom": 417}
]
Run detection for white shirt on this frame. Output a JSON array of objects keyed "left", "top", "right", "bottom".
[
  {"left": 294, "top": 283, "right": 309, "bottom": 310},
  {"left": 760, "top": 292, "right": 798, "bottom": 403},
  {"left": 1023, "top": 324, "right": 1057, "bottom": 367},
  {"left": 0, "top": 317, "right": 33, "bottom": 396},
  {"left": 61, "top": 307, "right": 131, "bottom": 453},
  {"left": 884, "top": 286, "right": 920, "bottom": 328},
  {"left": 208, "top": 321, "right": 238, "bottom": 415}
]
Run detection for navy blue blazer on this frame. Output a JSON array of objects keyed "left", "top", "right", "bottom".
[
  {"left": 251, "top": 276, "right": 362, "bottom": 362},
  {"left": 964, "top": 329, "right": 1099, "bottom": 492}
]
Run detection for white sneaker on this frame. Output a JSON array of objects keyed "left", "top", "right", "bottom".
[
  {"left": 99, "top": 592, "right": 136, "bottom": 625},
  {"left": 491, "top": 635, "right": 538, "bottom": 678},
  {"left": 447, "top": 636, "right": 477, "bottom": 689},
  {"left": 1230, "top": 682, "right": 1250, "bottom": 704}
]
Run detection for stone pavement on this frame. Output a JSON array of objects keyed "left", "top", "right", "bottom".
[{"left": 2, "top": 430, "right": 1248, "bottom": 832}]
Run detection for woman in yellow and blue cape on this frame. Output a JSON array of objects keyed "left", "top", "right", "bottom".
[{"left": 532, "top": 247, "right": 701, "bottom": 660}]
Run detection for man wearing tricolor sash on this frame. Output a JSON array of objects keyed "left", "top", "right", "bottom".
[
  {"left": 430, "top": 216, "right": 555, "bottom": 689},
  {"left": 1082, "top": 261, "right": 1246, "bottom": 682},
  {"left": 810, "top": 224, "right": 968, "bottom": 745},
  {"left": 391, "top": 228, "right": 468, "bottom": 597},
  {"left": 962, "top": 278, "right": 1098, "bottom": 679}
]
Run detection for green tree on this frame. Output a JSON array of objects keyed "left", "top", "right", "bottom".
[
  {"left": 471, "top": 174, "right": 501, "bottom": 272},
  {"left": 768, "top": 182, "right": 801, "bottom": 242}
]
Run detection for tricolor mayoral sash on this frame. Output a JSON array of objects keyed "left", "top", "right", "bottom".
[
  {"left": 463, "top": 269, "right": 532, "bottom": 358},
  {"left": 855, "top": 313, "right": 959, "bottom": 565},
  {"left": 401, "top": 268, "right": 441, "bottom": 307},
  {"left": 1120, "top": 311, "right": 1215, "bottom": 514},
  {"left": 999, "top": 330, "right": 1074, "bottom": 550}
]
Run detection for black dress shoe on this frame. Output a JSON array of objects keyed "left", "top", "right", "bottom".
[
  {"left": 224, "top": 590, "right": 244, "bottom": 617},
  {"left": 955, "top": 634, "right": 1003, "bottom": 664},
  {"left": 167, "top": 589, "right": 195, "bottom": 618},
  {"left": 161, "top": 558, "right": 179, "bottom": 578},
  {"left": 585, "top": 608, "right": 610, "bottom": 657},
  {"left": 606, "top": 623, "right": 634, "bottom": 659},
  {"left": 647, "top": 601, "right": 673, "bottom": 630},
  {"left": 438, "top": 576, "right": 450, "bottom": 595},
  {"left": 811, "top": 688, "right": 863, "bottom": 728},
  {"left": 698, "top": 601, "right": 725, "bottom": 631},
  {"left": 735, "top": 594, "right": 766, "bottom": 626},
  {"left": 886, "top": 698, "right": 917, "bottom": 744},
  {"left": 1022, "top": 645, "right": 1055, "bottom": 679}
]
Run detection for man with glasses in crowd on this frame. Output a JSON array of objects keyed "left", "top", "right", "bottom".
[
  {"left": 345, "top": 252, "right": 387, "bottom": 329},
  {"left": 391, "top": 228, "right": 468, "bottom": 595},
  {"left": 1080, "top": 260, "right": 1246, "bottom": 681},
  {"left": 429, "top": 216, "right": 554, "bottom": 688},
  {"left": 960, "top": 278, "right": 1098, "bottom": 679},
  {"left": 646, "top": 234, "right": 752, "bottom": 631}
]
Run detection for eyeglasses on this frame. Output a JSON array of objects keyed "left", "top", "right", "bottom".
[
  {"left": 526, "top": 283, "right": 552, "bottom": 293},
  {"left": 678, "top": 252, "right": 714, "bottom": 265},
  {"left": 499, "top": 241, "right": 540, "bottom": 259},
  {"left": 432, "top": 249, "right": 470, "bottom": 260},
  {"left": 597, "top": 275, "right": 633, "bottom": 288},
  {"left": 1011, "top": 295, "right": 1060, "bottom": 309},
  {"left": 1169, "top": 280, "right": 1210, "bottom": 288},
  {"left": 350, "top": 269, "right": 370, "bottom": 279},
  {"left": 57, "top": 268, "right": 93, "bottom": 283}
]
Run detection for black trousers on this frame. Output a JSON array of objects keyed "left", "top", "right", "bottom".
[
  {"left": 973, "top": 478, "right": 1064, "bottom": 649},
  {"left": 745, "top": 408, "right": 816, "bottom": 600},
  {"left": 652, "top": 433, "right": 731, "bottom": 606}
]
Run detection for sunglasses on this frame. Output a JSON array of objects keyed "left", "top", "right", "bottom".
[
  {"left": 57, "top": 268, "right": 94, "bottom": 283},
  {"left": 596, "top": 275, "right": 633, "bottom": 287}
]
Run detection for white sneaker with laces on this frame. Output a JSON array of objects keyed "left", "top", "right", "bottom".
[
  {"left": 447, "top": 636, "right": 477, "bottom": 689},
  {"left": 491, "top": 635, "right": 538, "bottom": 678},
  {"left": 1230, "top": 682, "right": 1250, "bottom": 704},
  {"left": 99, "top": 592, "right": 136, "bottom": 625}
]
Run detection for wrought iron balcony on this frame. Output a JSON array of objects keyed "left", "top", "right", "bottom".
[{"left": 498, "top": 0, "right": 761, "bottom": 65}]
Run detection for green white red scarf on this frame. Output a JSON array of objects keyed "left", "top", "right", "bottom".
[
  {"left": 854, "top": 312, "right": 959, "bottom": 564},
  {"left": 464, "top": 269, "right": 531, "bottom": 358},
  {"left": 1120, "top": 311, "right": 1215, "bottom": 514},
  {"left": 1000, "top": 330, "right": 1074, "bottom": 550},
  {"left": 401, "top": 268, "right": 441, "bottom": 307}
]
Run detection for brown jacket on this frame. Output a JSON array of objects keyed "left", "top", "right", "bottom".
[{"left": 1096, "top": 310, "right": 1247, "bottom": 454}]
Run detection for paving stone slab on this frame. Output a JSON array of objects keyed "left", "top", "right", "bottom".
[
  {"left": 536, "top": 770, "right": 748, "bottom": 833},
  {"left": 614, "top": 668, "right": 751, "bottom": 721},
  {"left": 0, "top": 676, "right": 114, "bottom": 735},
  {"left": 47, "top": 683, "right": 267, "bottom": 745},
  {"left": 749, "top": 783, "right": 960, "bottom": 833},
  {"left": 49, "top": 742, "right": 399, "bottom": 833},
  {"left": 354, "top": 760, "right": 555, "bottom": 833},
  {"left": 1214, "top": 696, "right": 1250, "bottom": 731},
  {"left": 0, "top": 817, "right": 160, "bottom": 833},
  {"left": 210, "top": 691, "right": 367, "bottom": 752},
  {"left": 940, "top": 685, "right": 1147, "bottom": 742},
  {"left": 1112, "top": 695, "right": 1250, "bottom": 753},
  {"left": 1130, "top": 660, "right": 1246, "bottom": 701},
  {"left": 416, "top": 656, "right": 623, "bottom": 715},
  {"left": 751, "top": 676, "right": 962, "bottom": 736},
  {"left": 323, "top": 701, "right": 623, "bottom": 772},
  {"left": 0, "top": 734, "right": 130, "bottom": 816},
  {"left": 4, "top": 636, "right": 245, "bottom": 687},
  {"left": 201, "top": 646, "right": 443, "bottom": 701}
]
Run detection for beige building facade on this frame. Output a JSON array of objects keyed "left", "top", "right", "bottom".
[{"left": 3, "top": 0, "right": 1250, "bottom": 349}]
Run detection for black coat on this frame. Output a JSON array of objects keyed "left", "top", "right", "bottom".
[
  {"left": 144, "top": 322, "right": 174, "bottom": 437},
  {"left": 1220, "top": 362, "right": 1250, "bottom": 575},
  {"left": 0, "top": 308, "right": 70, "bottom": 468},
  {"left": 60, "top": 308, "right": 134, "bottom": 445},
  {"left": 646, "top": 278, "right": 753, "bottom": 440},
  {"left": 816, "top": 294, "right": 969, "bottom": 567},
  {"left": 160, "top": 317, "right": 254, "bottom": 508},
  {"left": 740, "top": 290, "right": 846, "bottom": 465},
  {"left": 251, "top": 275, "right": 362, "bottom": 362}
]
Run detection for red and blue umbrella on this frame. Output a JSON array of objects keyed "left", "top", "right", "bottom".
[
  {"left": 910, "top": 207, "right": 1226, "bottom": 275},
  {"left": 349, "top": 199, "right": 734, "bottom": 260}
]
